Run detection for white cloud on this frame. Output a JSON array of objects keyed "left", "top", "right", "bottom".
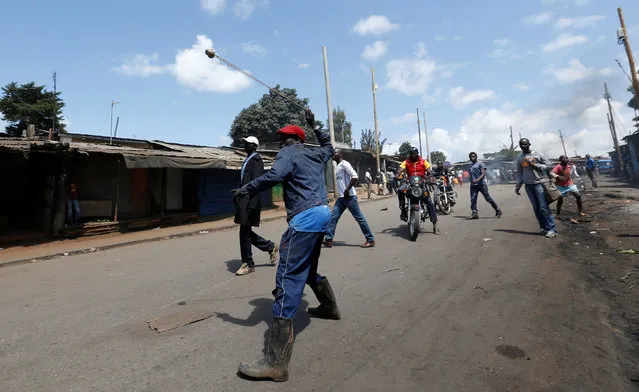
[
  {"left": 353, "top": 15, "right": 400, "bottom": 36},
  {"left": 361, "top": 41, "right": 389, "bottom": 61},
  {"left": 513, "top": 82, "right": 530, "bottom": 91},
  {"left": 449, "top": 87, "right": 496, "bottom": 107},
  {"left": 522, "top": 12, "right": 554, "bottom": 25},
  {"left": 452, "top": 35, "right": 462, "bottom": 41},
  {"left": 241, "top": 41, "right": 266, "bottom": 56},
  {"left": 386, "top": 58, "right": 437, "bottom": 95},
  {"left": 542, "top": 33, "right": 588, "bottom": 52},
  {"left": 172, "top": 35, "right": 252, "bottom": 92},
  {"left": 201, "top": 0, "right": 225, "bottom": 15},
  {"left": 493, "top": 38, "right": 512, "bottom": 46},
  {"left": 440, "top": 70, "right": 453, "bottom": 78},
  {"left": 114, "top": 53, "right": 168, "bottom": 77},
  {"left": 234, "top": 0, "right": 268, "bottom": 19},
  {"left": 415, "top": 42, "right": 427, "bottom": 59},
  {"left": 116, "top": 35, "right": 252, "bottom": 93},
  {"left": 545, "top": 58, "right": 612, "bottom": 83},
  {"left": 391, "top": 112, "right": 416, "bottom": 125},
  {"left": 393, "top": 96, "right": 632, "bottom": 162},
  {"left": 298, "top": 63, "right": 310, "bottom": 69},
  {"left": 554, "top": 15, "right": 604, "bottom": 29},
  {"left": 435, "top": 35, "right": 447, "bottom": 42}
]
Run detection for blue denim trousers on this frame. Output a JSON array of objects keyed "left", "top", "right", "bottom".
[
  {"left": 470, "top": 182, "right": 499, "bottom": 213},
  {"left": 66, "top": 199, "right": 80, "bottom": 224},
  {"left": 325, "top": 196, "right": 374, "bottom": 242},
  {"left": 524, "top": 184, "right": 556, "bottom": 232},
  {"left": 272, "top": 227, "right": 326, "bottom": 319}
]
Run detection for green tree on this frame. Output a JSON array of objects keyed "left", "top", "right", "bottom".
[
  {"left": 430, "top": 150, "right": 447, "bottom": 163},
  {"left": 331, "top": 106, "right": 352, "bottom": 144},
  {"left": 359, "top": 129, "right": 387, "bottom": 154},
  {"left": 398, "top": 141, "right": 413, "bottom": 157},
  {"left": 228, "top": 85, "right": 320, "bottom": 146},
  {"left": 0, "top": 82, "right": 66, "bottom": 136}
]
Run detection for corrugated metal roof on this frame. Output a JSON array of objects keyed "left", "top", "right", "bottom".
[{"left": 0, "top": 138, "right": 273, "bottom": 170}]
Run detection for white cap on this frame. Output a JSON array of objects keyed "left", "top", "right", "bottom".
[{"left": 242, "top": 136, "right": 259, "bottom": 146}]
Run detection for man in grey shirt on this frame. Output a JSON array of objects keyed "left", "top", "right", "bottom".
[
  {"left": 468, "top": 152, "right": 502, "bottom": 219},
  {"left": 515, "top": 138, "right": 557, "bottom": 238}
]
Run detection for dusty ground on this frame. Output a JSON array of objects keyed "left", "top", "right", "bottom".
[
  {"left": 0, "top": 181, "right": 638, "bottom": 391},
  {"left": 555, "top": 176, "right": 639, "bottom": 386}
]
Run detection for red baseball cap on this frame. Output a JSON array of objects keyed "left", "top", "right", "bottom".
[{"left": 277, "top": 125, "right": 306, "bottom": 142}]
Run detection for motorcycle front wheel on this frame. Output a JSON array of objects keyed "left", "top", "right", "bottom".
[
  {"left": 437, "top": 195, "right": 452, "bottom": 215},
  {"left": 408, "top": 209, "right": 420, "bottom": 241}
]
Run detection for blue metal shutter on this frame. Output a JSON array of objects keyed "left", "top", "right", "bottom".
[{"left": 198, "top": 169, "right": 239, "bottom": 216}]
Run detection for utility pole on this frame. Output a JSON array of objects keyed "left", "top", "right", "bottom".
[
  {"left": 109, "top": 100, "right": 120, "bottom": 145},
  {"left": 558, "top": 129, "right": 568, "bottom": 157},
  {"left": 371, "top": 66, "right": 380, "bottom": 175},
  {"left": 423, "top": 111, "right": 431, "bottom": 162},
  {"left": 416, "top": 108, "right": 422, "bottom": 157},
  {"left": 322, "top": 46, "right": 338, "bottom": 197},
  {"left": 604, "top": 83, "right": 625, "bottom": 174},
  {"left": 618, "top": 8, "right": 639, "bottom": 118},
  {"left": 509, "top": 126, "right": 515, "bottom": 160},
  {"left": 52, "top": 72, "right": 57, "bottom": 137}
]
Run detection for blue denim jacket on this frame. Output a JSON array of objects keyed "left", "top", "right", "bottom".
[{"left": 240, "top": 128, "right": 334, "bottom": 221}]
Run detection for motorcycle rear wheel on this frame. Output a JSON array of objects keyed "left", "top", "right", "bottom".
[{"left": 437, "top": 196, "right": 452, "bottom": 215}]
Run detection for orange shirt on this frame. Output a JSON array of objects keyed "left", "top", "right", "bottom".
[{"left": 400, "top": 157, "right": 431, "bottom": 177}]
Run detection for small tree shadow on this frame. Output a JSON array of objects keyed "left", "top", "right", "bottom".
[
  {"left": 494, "top": 229, "right": 540, "bottom": 236},
  {"left": 225, "top": 259, "right": 275, "bottom": 274}
]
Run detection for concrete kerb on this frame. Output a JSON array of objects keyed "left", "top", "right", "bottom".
[{"left": 0, "top": 195, "right": 394, "bottom": 269}]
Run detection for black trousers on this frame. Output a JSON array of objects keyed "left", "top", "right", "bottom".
[{"left": 240, "top": 224, "right": 275, "bottom": 267}]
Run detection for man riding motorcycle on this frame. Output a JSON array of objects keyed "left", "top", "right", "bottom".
[{"left": 396, "top": 147, "right": 440, "bottom": 235}]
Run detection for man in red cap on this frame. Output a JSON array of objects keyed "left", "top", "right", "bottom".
[{"left": 231, "top": 108, "right": 338, "bottom": 382}]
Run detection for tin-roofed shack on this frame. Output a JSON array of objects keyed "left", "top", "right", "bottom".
[{"left": 0, "top": 134, "right": 275, "bottom": 243}]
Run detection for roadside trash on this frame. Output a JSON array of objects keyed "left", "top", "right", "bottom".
[
  {"left": 0, "top": 248, "right": 3, "bottom": 251},
  {"left": 570, "top": 219, "right": 579, "bottom": 224},
  {"left": 573, "top": 242, "right": 580, "bottom": 246},
  {"left": 199, "top": 230, "right": 209, "bottom": 234},
  {"left": 617, "top": 249, "right": 638, "bottom": 254},
  {"left": 63, "top": 252, "right": 69, "bottom": 256},
  {"left": 152, "top": 227, "right": 160, "bottom": 231},
  {"left": 590, "top": 231, "right": 597, "bottom": 234},
  {"left": 380, "top": 207, "right": 388, "bottom": 211},
  {"left": 483, "top": 238, "right": 492, "bottom": 242},
  {"left": 619, "top": 270, "right": 638, "bottom": 282}
]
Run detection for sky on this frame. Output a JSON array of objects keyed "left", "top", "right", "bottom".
[{"left": 1, "top": 0, "right": 638, "bottom": 162}]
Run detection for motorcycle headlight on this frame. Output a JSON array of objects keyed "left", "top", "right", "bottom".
[{"left": 411, "top": 187, "right": 422, "bottom": 198}]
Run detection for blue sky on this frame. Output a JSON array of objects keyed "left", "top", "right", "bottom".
[{"left": 1, "top": 0, "right": 638, "bottom": 161}]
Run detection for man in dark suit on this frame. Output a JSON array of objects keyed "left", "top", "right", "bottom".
[{"left": 235, "top": 136, "right": 278, "bottom": 276}]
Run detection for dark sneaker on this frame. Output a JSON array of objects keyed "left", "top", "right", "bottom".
[
  {"left": 495, "top": 210, "right": 502, "bottom": 219},
  {"left": 361, "top": 241, "right": 375, "bottom": 248},
  {"left": 469, "top": 212, "right": 479, "bottom": 220},
  {"left": 323, "top": 240, "right": 333, "bottom": 248}
]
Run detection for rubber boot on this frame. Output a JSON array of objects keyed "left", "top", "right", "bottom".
[
  {"left": 307, "top": 278, "right": 341, "bottom": 320},
  {"left": 237, "top": 317, "right": 294, "bottom": 382}
]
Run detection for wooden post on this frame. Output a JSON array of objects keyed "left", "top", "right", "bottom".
[
  {"left": 113, "top": 159, "right": 120, "bottom": 222},
  {"left": 161, "top": 168, "right": 167, "bottom": 218}
]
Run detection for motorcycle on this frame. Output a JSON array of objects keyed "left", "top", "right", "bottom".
[
  {"left": 434, "top": 176, "right": 456, "bottom": 215},
  {"left": 399, "top": 175, "right": 431, "bottom": 241}
]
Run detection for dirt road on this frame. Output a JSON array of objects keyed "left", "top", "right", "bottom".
[{"left": 1, "top": 182, "right": 637, "bottom": 391}]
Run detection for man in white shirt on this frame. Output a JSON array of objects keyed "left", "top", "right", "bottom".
[{"left": 324, "top": 149, "right": 375, "bottom": 248}]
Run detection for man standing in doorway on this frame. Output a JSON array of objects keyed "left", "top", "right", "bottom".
[
  {"left": 234, "top": 108, "right": 340, "bottom": 382},
  {"left": 552, "top": 155, "right": 585, "bottom": 217},
  {"left": 585, "top": 154, "right": 598, "bottom": 188},
  {"left": 234, "top": 136, "right": 278, "bottom": 276},
  {"left": 515, "top": 138, "right": 557, "bottom": 238},
  {"left": 324, "top": 149, "right": 376, "bottom": 248},
  {"left": 468, "top": 152, "right": 502, "bottom": 219},
  {"left": 66, "top": 180, "right": 80, "bottom": 226}
]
